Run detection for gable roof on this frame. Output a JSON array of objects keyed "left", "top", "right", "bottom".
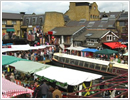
[
  {"left": 2, "top": 12, "right": 24, "bottom": 20},
  {"left": 73, "top": 30, "right": 109, "bottom": 41},
  {"left": 66, "top": 20, "right": 116, "bottom": 29},
  {"left": 51, "top": 26, "right": 84, "bottom": 36}
]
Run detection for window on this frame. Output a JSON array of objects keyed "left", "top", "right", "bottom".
[
  {"left": 61, "top": 58, "right": 65, "bottom": 62},
  {"left": 106, "top": 35, "right": 113, "bottom": 41},
  {"left": 70, "top": 59, "right": 75, "bottom": 65},
  {"left": 79, "top": 61, "right": 84, "bottom": 66},
  {"left": 90, "top": 39, "right": 94, "bottom": 42},
  {"left": 75, "top": 60, "right": 79, "bottom": 65},
  {"left": 86, "top": 33, "right": 93, "bottom": 37},
  {"left": 54, "top": 56, "right": 58, "bottom": 60},
  {"left": 12, "top": 21, "right": 16, "bottom": 24},
  {"left": 98, "top": 24, "right": 103, "bottom": 27},
  {"left": 119, "top": 22, "right": 125, "bottom": 26},
  {"left": 90, "top": 63, "right": 95, "bottom": 69},
  {"left": 101, "top": 65, "right": 107, "bottom": 71},
  {"left": 95, "top": 64, "right": 101, "bottom": 70},
  {"left": 26, "top": 18, "right": 30, "bottom": 25},
  {"left": 87, "top": 22, "right": 95, "bottom": 27},
  {"left": 2, "top": 20, "right": 7, "bottom": 24},
  {"left": 110, "top": 15, "right": 115, "bottom": 18},
  {"left": 84, "top": 62, "right": 89, "bottom": 67},
  {"left": 90, "top": 15, "right": 93, "bottom": 18},
  {"left": 32, "top": 18, "right": 36, "bottom": 25},
  {"left": 66, "top": 58, "right": 70, "bottom": 63},
  {"left": 108, "top": 25, "right": 113, "bottom": 27},
  {"left": 94, "top": 6, "right": 96, "bottom": 9},
  {"left": 113, "top": 36, "right": 116, "bottom": 40},
  {"left": 79, "top": 19, "right": 86, "bottom": 23}
]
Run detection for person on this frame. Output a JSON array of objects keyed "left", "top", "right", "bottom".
[
  {"left": 40, "top": 50, "right": 44, "bottom": 61},
  {"left": 24, "top": 31, "right": 27, "bottom": 39},
  {"left": 99, "top": 76, "right": 105, "bottom": 96},
  {"left": 33, "top": 82, "right": 42, "bottom": 98},
  {"left": 2, "top": 71, "right": 5, "bottom": 78},
  {"left": 40, "top": 80, "right": 49, "bottom": 98},
  {"left": 10, "top": 73, "right": 15, "bottom": 83},
  {"left": 121, "top": 58, "right": 124, "bottom": 64},
  {"left": 8, "top": 32, "right": 13, "bottom": 39},
  {"left": 52, "top": 86, "right": 62, "bottom": 98}
]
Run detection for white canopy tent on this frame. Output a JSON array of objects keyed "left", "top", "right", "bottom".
[
  {"left": 35, "top": 66, "right": 102, "bottom": 86},
  {"left": 2, "top": 44, "right": 54, "bottom": 52},
  {"left": 66, "top": 46, "right": 86, "bottom": 51},
  {"left": 66, "top": 46, "right": 86, "bottom": 54}
]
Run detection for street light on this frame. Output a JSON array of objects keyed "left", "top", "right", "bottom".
[{"left": 40, "top": 18, "right": 43, "bottom": 45}]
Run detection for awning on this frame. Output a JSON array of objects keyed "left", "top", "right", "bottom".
[
  {"left": 66, "top": 46, "right": 86, "bottom": 51},
  {"left": 123, "top": 52, "right": 128, "bottom": 56},
  {"left": 2, "top": 78, "right": 33, "bottom": 98},
  {"left": 2, "top": 55, "right": 28, "bottom": 65},
  {"left": 81, "top": 48, "right": 98, "bottom": 52},
  {"left": 9, "top": 61, "right": 48, "bottom": 74},
  {"left": 6, "top": 28, "right": 15, "bottom": 32},
  {"left": 94, "top": 49, "right": 118, "bottom": 55},
  {"left": 104, "top": 42, "right": 127, "bottom": 49},
  {"left": 35, "top": 66, "right": 102, "bottom": 86}
]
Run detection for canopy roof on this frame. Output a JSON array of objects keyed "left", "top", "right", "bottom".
[
  {"left": 9, "top": 61, "right": 48, "bottom": 74},
  {"left": 104, "top": 42, "right": 127, "bottom": 49},
  {"left": 54, "top": 53, "right": 110, "bottom": 66},
  {"left": 2, "top": 44, "right": 54, "bottom": 52},
  {"left": 35, "top": 66, "right": 102, "bottom": 86},
  {"left": 94, "top": 49, "right": 118, "bottom": 55},
  {"left": 2, "top": 78, "right": 33, "bottom": 98},
  {"left": 2, "top": 55, "right": 28, "bottom": 65},
  {"left": 66, "top": 46, "right": 86, "bottom": 51},
  {"left": 81, "top": 48, "right": 98, "bottom": 52}
]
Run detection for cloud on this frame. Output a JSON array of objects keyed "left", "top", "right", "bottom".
[
  {"left": 97, "top": 2, "right": 128, "bottom": 12},
  {"left": 2, "top": 1, "right": 128, "bottom": 14}
]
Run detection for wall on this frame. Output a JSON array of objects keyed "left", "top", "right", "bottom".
[
  {"left": 65, "top": 2, "right": 100, "bottom": 21},
  {"left": 44, "top": 12, "right": 65, "bottom": 33}
]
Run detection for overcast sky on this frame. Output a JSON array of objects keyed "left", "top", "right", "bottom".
[{"left": 1, "top": 1, "right": 128, "bottom": 14}]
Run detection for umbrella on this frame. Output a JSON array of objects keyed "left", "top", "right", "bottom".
[{"left": 94, "top": 49, "right": 118, "bottom": 55}]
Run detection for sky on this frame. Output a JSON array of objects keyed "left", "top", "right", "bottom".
[{"left": 1, "top": 1, "right": 129, "bottom": 14}]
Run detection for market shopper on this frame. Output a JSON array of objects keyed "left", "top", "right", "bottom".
[
  {"left": 10, "top": 73, "right": 15, "bottom": 83},
  {"left": 33, "top": 82, "right": 42, "bottom": 98},
  {"left": 52, "top": 86, "right": 62, "bottom": 98},
  {"left": 2, "top": 71, "right": 5, "bottom": 78},
  {"left": 40, "top": 80, "right": 49, "bottom": 98}
]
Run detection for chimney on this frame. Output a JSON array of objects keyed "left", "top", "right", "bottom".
[{"left": 20, "top": 12, "right": 25, "bottom": 14}]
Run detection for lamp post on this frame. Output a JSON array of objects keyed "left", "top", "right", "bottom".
[{"left": 40, "top": 18, "right": 43, "bottom": 45}]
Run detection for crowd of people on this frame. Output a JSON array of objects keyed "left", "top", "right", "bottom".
[
  {"left": 3, "top": 46, "right": 55, "bottom": 62},
  {"left": 2, "top": 70, "right": 63, "bottom": 98}
]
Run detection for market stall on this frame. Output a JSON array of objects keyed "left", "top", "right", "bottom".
[
  {"left": 35, "top": 66, "right": 102, "bottom": 86},
  {"left": 9, "top": 61, "right": 48, "bottom": 74},
  {"left": 2, "top": 55, "right": 28, "bottom": 66},
  {"left": 81, "top": 48, "right": 98, "bottom": 57},
  {"left": 2, "top": 78, "right": 33, "bottom": 98},
  {"left": 66, "top": 46, "right": 86, "bottom": 56}
]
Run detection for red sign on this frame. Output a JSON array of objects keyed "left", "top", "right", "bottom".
[{"left": 48, "top": 31, "right": 53, "bottom": 35}]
